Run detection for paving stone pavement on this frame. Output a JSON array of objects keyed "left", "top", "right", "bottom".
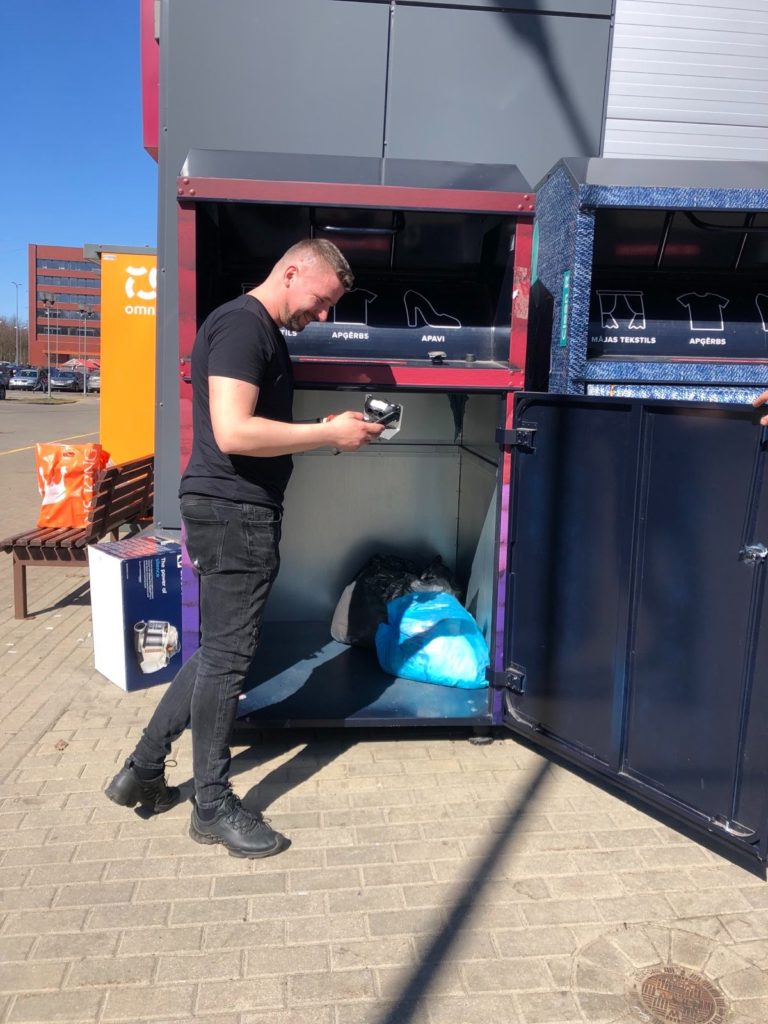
[{"left": 1, "top": 405, "right": 768, "bottom": 1023}]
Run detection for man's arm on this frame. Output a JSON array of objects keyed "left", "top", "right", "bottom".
[
  {"left": 209, "top": 376, "right": 383, "bottom": 456},
  {"left": 752, "top": 390, "right": 768, "bottom": 427}
]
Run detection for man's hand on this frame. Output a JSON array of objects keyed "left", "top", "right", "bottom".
[
  {"left": 324, "top": 410, "right": 385, "bottom": 451},
  {"left": 752, "top": 391, "right": 768, "bottom": 426}
]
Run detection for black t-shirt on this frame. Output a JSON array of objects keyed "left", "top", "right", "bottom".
[{"left": 179, "top": 294, "right": 294, "bottom": 507}]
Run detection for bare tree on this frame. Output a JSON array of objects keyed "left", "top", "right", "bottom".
[{"left": 0, "top": 317, "right": 28, "bottom": 363}]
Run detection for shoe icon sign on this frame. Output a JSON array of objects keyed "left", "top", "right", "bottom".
[{"left": 403, "top": 290, "right": 461, "bottom": 329}]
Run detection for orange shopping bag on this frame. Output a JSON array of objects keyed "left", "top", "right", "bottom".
[{"left": 35, "top": 443, "right": 111, "bottom": 529}]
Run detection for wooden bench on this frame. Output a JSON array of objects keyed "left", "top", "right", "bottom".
[{"left": 1, "top": 454, "right": 154, "bottom": 619}]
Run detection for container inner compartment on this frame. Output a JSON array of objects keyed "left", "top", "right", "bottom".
[{"left": 239, "top": 391, "right": 501, "bottom": 725}]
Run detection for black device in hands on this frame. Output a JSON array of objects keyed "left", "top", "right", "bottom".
[
  {"left": 364, "top": 396, "right": 403, "bottom": 427},
  {"left": 332, "top": 395, "right": 404, "bottom": 454}
]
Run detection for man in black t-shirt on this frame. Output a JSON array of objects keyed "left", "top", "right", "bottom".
[{"left": 106, "top": 240, "right": 383, "bottom": 858}]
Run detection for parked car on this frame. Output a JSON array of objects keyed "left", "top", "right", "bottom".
[
  {"left": 8, "top": 368, "right": 47, "bottom": 392},
  {"left": 49, "top": 370, "right": 85, "bottom": 392},
  {"left": 87, "top": 371, "right": 101, "bottom": 392}
]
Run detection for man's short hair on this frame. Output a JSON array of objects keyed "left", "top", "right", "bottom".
[{"left": 282, "top": 239, "right": 354, "bottom": 292}]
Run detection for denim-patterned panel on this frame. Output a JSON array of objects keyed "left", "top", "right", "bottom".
[
  {"left": 581, "top": 185, "right": 768, "bottom": 212},
  {"left": 583, "top": 359, "right": 768, "bottom": 388},
  {"left": 565, "top": 209, "right": 596, "bottom": 395},
  {"left": 533, "top": 166, "right": 583, "bottom": 394},
  {"left": 585, "top": 382, "right": 767, "bottom": 405},
  {"left": 534, "top": 166, "right": 577, "bottom": 294}
]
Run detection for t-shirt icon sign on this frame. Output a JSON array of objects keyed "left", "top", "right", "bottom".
[{"left": 677, "top": 292, "right": 729, "bottom": 332}]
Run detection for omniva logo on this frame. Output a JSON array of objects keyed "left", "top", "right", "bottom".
[{"left": 124, "top": 265, "right": 157, "bottom": 315}]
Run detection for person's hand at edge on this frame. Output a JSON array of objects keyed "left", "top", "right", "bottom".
[{"left": 752, "top": 390, "right": 768, "bottom": 426}]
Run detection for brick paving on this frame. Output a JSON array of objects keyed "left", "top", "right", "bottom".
[{"left": 1, "top": 402, "right": 768, "bottom": 1023}]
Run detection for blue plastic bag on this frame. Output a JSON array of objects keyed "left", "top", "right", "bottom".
[{"left": 375, "top": 592, "right": 489, "bottom": 689}]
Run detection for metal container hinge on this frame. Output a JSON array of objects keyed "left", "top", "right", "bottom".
[
  {"left": 496, "top": 426, "right": 536, "bottom": 451},
  {"left": 488, "top": 663, "right": 526, "bottom": 694},
  {"left": 739, "top": 543, "right": 768, "bottom": 565}
]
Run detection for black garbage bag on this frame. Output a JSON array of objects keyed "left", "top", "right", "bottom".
[
  {"left": 410, "top": 556, "right": 461, "bottom": 597},
  {"left": 331, "top": 554, "right": 418, "bottom": 649},
  {"left": 331, "top": 554, "right": 461, "bottom": 649}
]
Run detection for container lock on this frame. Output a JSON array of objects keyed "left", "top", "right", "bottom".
[
  {"left": 488, "top": 663, "right": 526, "bottom": 694},
  {"left": 496, "top": 425, "right": 536, "bottom": 451}
]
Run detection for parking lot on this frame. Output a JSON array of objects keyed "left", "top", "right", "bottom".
[{"left": 1, "top": 400, "right": 768, "bottom": 1024}]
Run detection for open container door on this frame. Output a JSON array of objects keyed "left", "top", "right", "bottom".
[{"left": 498, "top": 391, "right": 768, "bottom": 870}]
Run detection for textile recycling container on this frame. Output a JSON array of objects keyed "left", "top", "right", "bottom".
[
  {"left": 176, "top": 148, "right": 534, "bottom": 729},
  {"left": 173, "top": 151, "right": 768, "bottom": 872},
  {"left": 534, "top": 157, "right": 768, "bottom": 399}
]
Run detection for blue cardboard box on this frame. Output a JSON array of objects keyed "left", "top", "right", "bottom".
[{"left": 88, "top": 536, "right": 183, "bottom": 691}]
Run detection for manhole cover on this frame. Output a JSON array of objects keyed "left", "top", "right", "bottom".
[
  {"left": 632, "top": 965, "right": 728, "bottom": 1024},
  {"left": 573, "top": 925, "right": 768, "bottom": 1022}
]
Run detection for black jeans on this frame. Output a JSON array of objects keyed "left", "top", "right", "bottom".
[{"left": 131, "top": 495, "right": 282, "bottom": 808}]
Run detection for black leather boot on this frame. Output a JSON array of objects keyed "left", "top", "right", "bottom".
[
  {"left": 105, "top": 759, "right": 181, "bottom": 814},
  {"left": 189, "top": 790, "right": 288, "bottom": 858}
]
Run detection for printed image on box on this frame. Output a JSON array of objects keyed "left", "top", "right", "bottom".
[{"left": 88, "top": 536, "right": 183, "bottom": 691}]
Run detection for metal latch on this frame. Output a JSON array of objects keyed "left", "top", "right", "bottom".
[
  {"left": 504, "top": 700, "right": 540, "bottom": 732},
  {"left": 711, "top": 815, "right": 756, "bottom": 839},
  {"left": 739, "top": 543, "right": 768, "bottom": 565},
  {"left": 496, "top": 426, "right": 536, "bottom": 451},
  {"left": 488, "top": 662, "right": 526, "bottom": 694}
]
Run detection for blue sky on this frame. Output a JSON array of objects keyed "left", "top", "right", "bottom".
[{"left": 0, "top": 2, "right": 157, "bottom": 321}]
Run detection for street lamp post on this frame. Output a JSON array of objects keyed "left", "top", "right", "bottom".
[
  {"left": 40, "top": 293, "right": 56, "bottom": 399},
  {"left": 11, "top": 281, "right": 21, "bottom": 365},
  {"left": 77, "top": 305, "right": 92, "bottom": 395}
]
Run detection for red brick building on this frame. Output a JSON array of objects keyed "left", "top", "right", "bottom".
[{"left": 27, "top": 244, "right": 101, "bottom": 367}]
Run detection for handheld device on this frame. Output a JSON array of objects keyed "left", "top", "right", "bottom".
[
  {"left": 363, "top": 394, "right": 403, "bottom": 439},
  {"left": 331, "top": 394, "right": 404, "bottom": 454}
]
